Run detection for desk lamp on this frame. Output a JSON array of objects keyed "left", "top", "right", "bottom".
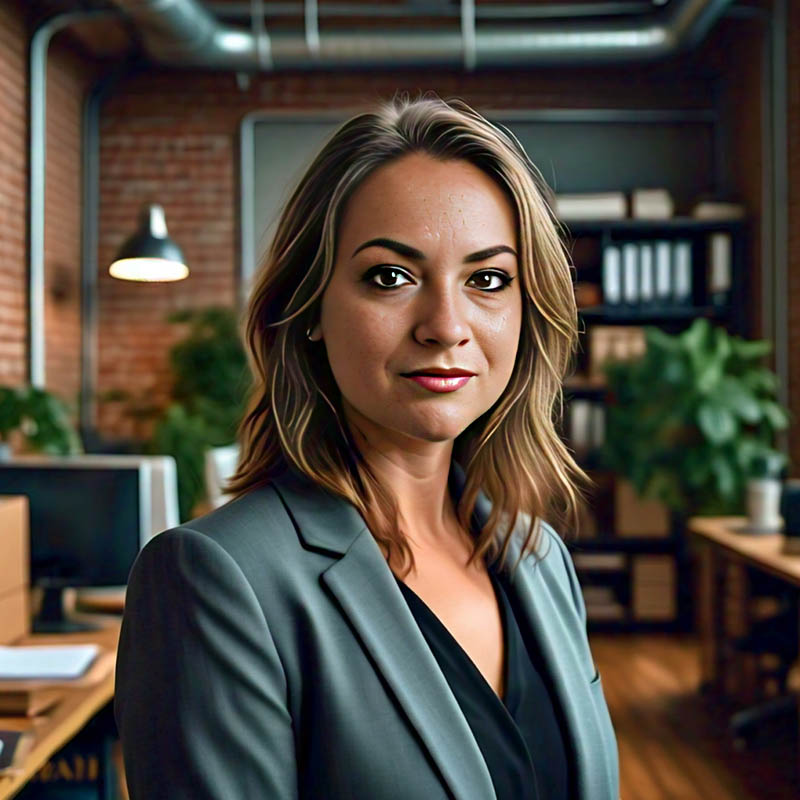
[{"left": 109, "top": 204, "right": 189, "bottom": 282}]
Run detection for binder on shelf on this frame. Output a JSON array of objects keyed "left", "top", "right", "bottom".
[
  {"left": 568, "top": 399, "right": 593, "bottom": 458},
  {"left": 602, "top": 245, "right": 622, "bottom": 306},
  {"left": 590, "top": 404, "right": 605, "bottom": 449},
  {"left": 654, "top": 241, "right": 672, "bottom": 306},
  {"left": 707, "top": 232, "right": 732, "bottom": 306},
  {"left": 622, "top": 243, "right": 639, "bottom": 305},
  {"left": 672, "top": 240, "right": 693, "bottom": 305},
  {"left": 638, "top": 243, "right": 655, "bottom": 305}
]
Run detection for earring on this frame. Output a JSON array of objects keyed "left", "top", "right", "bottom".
[{"left": 306, "top": 327, "right": 314, "bottom": 341}]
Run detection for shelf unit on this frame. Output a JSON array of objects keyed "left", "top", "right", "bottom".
[{"left": 561, "top": 216, "right": 749, "bottom": 632}]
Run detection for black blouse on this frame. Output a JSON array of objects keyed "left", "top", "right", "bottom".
[{"left": 394, "top": 563, "right": 571, "bottom": 800}]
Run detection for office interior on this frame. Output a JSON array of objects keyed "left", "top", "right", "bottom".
[{"left": 0, "top": 0, "right": 799, "bottom": 798}]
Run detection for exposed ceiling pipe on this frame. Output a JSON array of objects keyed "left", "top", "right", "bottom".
[{"left": 110, "top": 0, "right": 735, "bottom": 70}]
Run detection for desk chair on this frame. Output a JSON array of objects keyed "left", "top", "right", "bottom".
[{"left": 728, "top": 573, "right": 799, "bottom": 750}]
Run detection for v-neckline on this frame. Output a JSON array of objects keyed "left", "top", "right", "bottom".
[{"left": 394, "top": 566, "right": 512, "bottom": 707}]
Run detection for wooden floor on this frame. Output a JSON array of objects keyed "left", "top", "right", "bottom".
[{"left": 590, "top": 633, "right": 798, "bottom": 800}]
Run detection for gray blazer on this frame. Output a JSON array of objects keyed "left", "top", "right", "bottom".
[{"left": 115, "top": 461, "right": 619, "bottom": 799}]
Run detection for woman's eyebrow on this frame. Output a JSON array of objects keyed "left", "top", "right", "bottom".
[{"left": 351, "top": 237, "right": 517, "bottom": 263}]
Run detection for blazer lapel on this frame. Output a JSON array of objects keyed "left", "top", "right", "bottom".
[
  {"left": 271, "top": 467, "right": 497, "bottom": 800},
  {"left": 498, "top": 535, "right": 612, "bottom": 799},
  {"left": 272, "top": 463, "right": 611, "bottom": 800},
  {"left": 454, "top": 461, "right": 612, "bottom": 800}
]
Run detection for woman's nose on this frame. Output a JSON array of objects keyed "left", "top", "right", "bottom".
[{"left": 412, "top": 285, "right": 471, "bottom": 347}]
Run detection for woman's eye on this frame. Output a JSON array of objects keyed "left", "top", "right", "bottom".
[
  {"left": 364, "top": 266, "right": 514, "bottom": 293},
  {"left": 364, "top": 266, "right": 413, "bottom": 289},
  {"left": 467, "top": 271, "right": 514, "bottom": 292}
]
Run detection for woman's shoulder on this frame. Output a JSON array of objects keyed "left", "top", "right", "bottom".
[{"left": 137, "top": 482, "right": 301, "bottom": 579}]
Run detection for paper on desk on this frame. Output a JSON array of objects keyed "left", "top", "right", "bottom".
[{"left": 0, "top": 644, "right": 99, "bottom": 680}]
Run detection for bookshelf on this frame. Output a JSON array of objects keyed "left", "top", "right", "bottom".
[{"left": 561, "top": 215, "right": 749, "bottom": 631}]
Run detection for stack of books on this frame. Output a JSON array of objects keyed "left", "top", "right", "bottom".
[
  {"left": 588, "top": 326, "right": 646, "bottom": 378},
  {"left": 691, "top": 200, "right": 745, "bottom": 220},
  {"left": 0, "top": 644, "right": 100, "bottom": 717},
  {"left": 631, "top": 188, "right": 674, "bottom": 219},
  {"left": 555, "top": 192, "right": 627, "bottom": 220},
  {"left": 582, "top": 585, "right": 627, "bottom": 622},
  {"left": 631, "top": 555, "right": 676, "bottom": 621}
]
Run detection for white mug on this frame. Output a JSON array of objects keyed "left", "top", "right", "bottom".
[{"left": 746, "top": 478, "right": 784, "bottom": 531}]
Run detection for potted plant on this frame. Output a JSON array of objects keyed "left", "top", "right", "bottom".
[
  {"left": 101, "top": 306, "right": 251, "bottom": 520},
  {"left": 597, "top": 317, "right": 791, "bottom": 519},
  {"left": 0, "top": 385, "right": 82, "bottom": 459}
]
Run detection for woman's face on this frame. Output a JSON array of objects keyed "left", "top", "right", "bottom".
[{"left": 315, "top": 152, "right": 522, "bottom": 451}]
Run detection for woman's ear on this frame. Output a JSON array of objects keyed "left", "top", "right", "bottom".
[{"left": 306, "top": 323, "right": 322, "bottom": 342}]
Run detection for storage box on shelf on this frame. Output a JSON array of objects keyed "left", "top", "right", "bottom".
[
  {"left": 0, "top": 495, "right": 30, "bottom": 644},
  {"left": 562, "top": 214, "right": 749, "bottom": 632}
]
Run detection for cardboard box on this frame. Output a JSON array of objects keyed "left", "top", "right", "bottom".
[
  {"left": 588, "top": 325, "right": 646, "bottom": 380},
  {"left": 631, "top": 555, "right": 676, "bottom": 621},
  {"left": 0, "top": 587, "right": 28, "bottom": 644},
  {"left": 0, "top": 495, "right": 30, "bottom": 643},
  {"left": 615, "top": 478, "right": 671, "bottom": 538}
]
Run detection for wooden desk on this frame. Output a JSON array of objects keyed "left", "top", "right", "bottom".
[
  {"left": 0, "top": 620, "right": 120, "bottom": 800},
  {"left": 688, "top": 516, "right": 800, "bottom": 688},
  {"left": 688, "top": 516, "right": 800, "bottom": 765}
]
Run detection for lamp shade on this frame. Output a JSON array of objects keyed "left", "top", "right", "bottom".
[{"left": 109, "top": 204, "right": 189, "bottom": 282}]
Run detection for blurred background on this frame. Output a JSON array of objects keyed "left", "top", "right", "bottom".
[{"left": 0, "top": 0, "right": 799, "bottom": 798}]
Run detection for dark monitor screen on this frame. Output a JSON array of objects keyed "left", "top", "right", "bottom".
[{"left": 0, "top": 464, "right": 142, "bottom": 587}]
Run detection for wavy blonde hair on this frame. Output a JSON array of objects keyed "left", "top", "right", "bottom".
[{"left": 227, "top": 91, "right": 593, "bottom": 579}]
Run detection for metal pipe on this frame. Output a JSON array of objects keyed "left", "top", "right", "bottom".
[
  {"left": 207, "top": 2, "right": 669, "bottom": 21},
  {"left": 81, "top": 58, "right": 140, "bottom": 434},
  {"left": 29, "top": 10, "right": 114, "bottom": 389},
  {"left": 110, "top": 0, "right": 734, "bottom": 70}
]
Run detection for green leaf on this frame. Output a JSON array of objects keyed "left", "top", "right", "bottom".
[
  {"left": 713, "top": 376, "right": 762, "bottom": 423},
  {"left": 684, "top": 448, "right": 711, "bottom": 487},
  {"left": 741, "top": 368, "right": 779, "bottom": 395},
  {"left": 695, "top": 355, "right": 725, "bottom": 395},
  {"left": 709, "top": 454, "right": 737, "bottom": 499},
  {"left": 681, "top": 317, "right": 712, "bottom": 358},
  {"left": 0, "top": 387, "right": 23, "bottom": 438},
  {"left": 731, "top": 338, "right": 772, "bottom": 360},
  {"left": 696, "top": 403, "right": 737, "bottom": 444},
  {"left": 760, "top": 401, "right": 791, "bottom": 430},
  {"left": 644, "top": 326, "right": 682, "bottom": 353}
]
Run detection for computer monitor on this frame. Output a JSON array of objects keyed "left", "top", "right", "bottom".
[{"left": 0, "top": 454, "right": 179, "bottom": 632}]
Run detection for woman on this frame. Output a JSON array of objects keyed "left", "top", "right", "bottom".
[{"left": 115, "top": 93, "right": 619, "bottom": 800}]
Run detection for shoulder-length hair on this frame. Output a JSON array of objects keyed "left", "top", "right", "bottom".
[{"left": 227, "top": 91, "right": 593, "bottom": 579}]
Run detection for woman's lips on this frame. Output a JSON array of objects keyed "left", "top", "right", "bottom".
[{"left": 402, "top": 374, "right": 472, "bottom": 393}]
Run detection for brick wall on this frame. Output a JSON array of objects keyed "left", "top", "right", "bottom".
[
  {"left": 0, "top": 0, "right": 27, "bottom": 386},
  {"left": 45, "top": 35, "right": 95, "bottom": 409},
  {"left": 0, "top": 0, "right": 93, "bottom": 416}
]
